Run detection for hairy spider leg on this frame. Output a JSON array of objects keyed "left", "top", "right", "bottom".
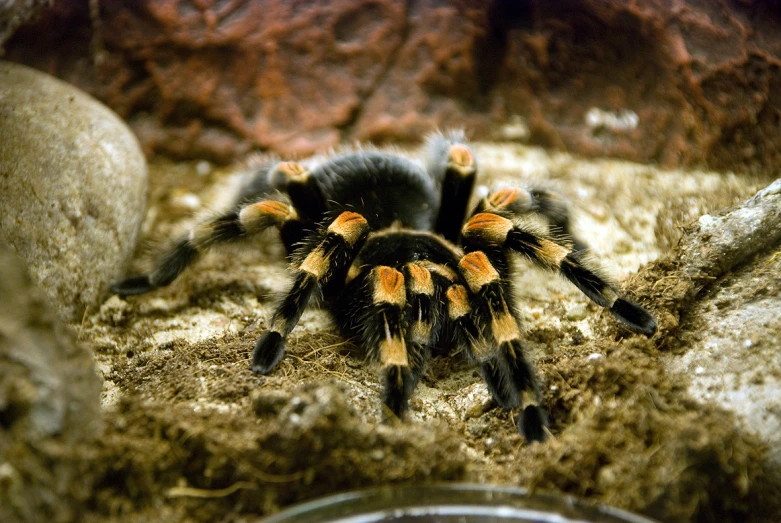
[
  {"left": 111, "top": 200, "right": 301, "bottom": 296},
  {"left": 446, "top": 283, "right": 512, "bottom": 405},
  {"left": 462, "top": 212, "right": 657, "bottom": 337},
  {"left": 275, "top": 161, "right": 330, "bottom": 223},
  {"left": 391, "top": 262, "right": 443, "bottom": 416},
  {"left": 430, "top": 139, "right": 478, "bottom": 243},
  {"left": 402, "top": 262, "right": 442, "bottom": 349},
  {"left": 252, "top": 211, "right": 370, "bottom": 374},
  {"left": 340, "top": 248, "right": 450, "bottom": 419},
  {"left": 456, "top": 251, "right": 548, "bottom": 442},
  {"left": 234, "top": 159, "right": 325, "bottom": 244},
  {"left": 359, "top": 266, "right": 419, "bottom": 418},
  {"left": 474, "top": 187, "right": 588, "bottom": 252}
]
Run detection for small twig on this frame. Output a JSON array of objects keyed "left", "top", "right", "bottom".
[{"left": 166, "top": 481, "right": 256, "bottom": 499}]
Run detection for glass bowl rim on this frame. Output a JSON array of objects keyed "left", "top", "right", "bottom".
[{"left": 259, "top": 483, "right": 659, "bottom": 523}]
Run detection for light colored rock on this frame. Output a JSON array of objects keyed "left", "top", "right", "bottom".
[
  {"left": 565, "top": 302, "right": 589, "bottom": 321},
  {"left": 656, "top": 179, "right": 781, "bottom": 468},
  {"left": 0, "top": 61, "right": 148, "bottom": 322},
  {"left": 665, "top": 294, "right": 781, "bottom": 467}
]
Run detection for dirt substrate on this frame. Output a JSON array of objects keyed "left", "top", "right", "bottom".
[{"left": 42, "top": 144, "right": 781, "bottom": 522}]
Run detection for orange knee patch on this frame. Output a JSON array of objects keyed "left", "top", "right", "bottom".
[
  {"left": 487, "top": 187, "right": 531, "bottom": 209},
  {"left": 406, "top": 263, "right": 434, "bottom": 295},
  {"left": 373, "top": 266, "right": 406, "bottom": 305},
  {"left": 329, "top": 212, "right": 369, "bottom": 245},
  {"left": 463, "top": 213, "right": 513, "bottom": 244},
  {"left": 256, "top": 200, "right": 293, "bottom": 217},
  {"left": 534, "top": 239, "right": 570, "bottom": 269},
  {"left": 446, "top": 284, "right": 471, "bottom": 320},
  {"left": 447, "top": 144, "right": 476, "bottom": 176},
  {"left": 239, "top": 201, "right": 296, "bottom": 233},
  {"left": 277, "top": 161, "right": 308, "bottom": 180},
  {"left": 458, "top": 251, "right": 500, "bottom": 292}
]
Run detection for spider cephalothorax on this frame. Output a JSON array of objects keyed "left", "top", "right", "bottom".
[{"left": 113, "top": 131, "right": 656, "bottom": 443}]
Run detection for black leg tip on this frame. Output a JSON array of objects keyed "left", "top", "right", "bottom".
[
  {"left": 610, "top": 298, "right": 657, "bottom": 337},
  {"left": 111, "top": 276, "right": 156, "bottom": 297},
  {"left": 382, "top": 365, "right": 414, "bottom": 420},
  {"left": 517, "top": 405, "right": 548, "bottom": 443},
  {"left": 252, "top": 331, "right": 286, "bottom": 374}
]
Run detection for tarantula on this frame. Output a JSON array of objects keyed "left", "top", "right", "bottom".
[{"left": 112, "top": 132, "right": 656, "bottom": 443}]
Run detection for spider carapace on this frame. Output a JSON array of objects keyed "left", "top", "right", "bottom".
[{"left": 113, "top": 131, "right": 656, "bottom": 443}]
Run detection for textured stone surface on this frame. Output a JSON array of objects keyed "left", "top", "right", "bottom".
[
  {"left": 622, "top": 178, "right": 781, "bottom": 482},
  {"left": 0, "top": 61, "right": 148, "bottom": 322},
  {"left": 0, "top": 241, "right": 102, "bottom": 522},
  {"left": 5, "top": 0, "right": 781, "bottom": 172}
]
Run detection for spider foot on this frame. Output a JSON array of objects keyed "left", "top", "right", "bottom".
[
  {"left": 382, "top": 364, "right": 416, "bottom": 419},
  {"left": 516, "top": 404, "right": 548, "bottom": 443},
  {"left": 252, "top": 331, "right": 286, "bottom": 374},
  {"left": 111, "top": 275, "right": 155, "bottom": 297},
  {"left": 610, "top": 298, "right": 657, "bottom": 337}
]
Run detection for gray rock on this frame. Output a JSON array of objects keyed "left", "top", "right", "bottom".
[
  {"left": 652, "top": 179, "right": 781, "bottom": 468},
  {"left": 0, "top": 61, "right": 148, "bottom": 322}
]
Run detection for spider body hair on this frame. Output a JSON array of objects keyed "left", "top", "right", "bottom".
[{"left": 112, "top": 131, "right": 657, "bottom": 443}]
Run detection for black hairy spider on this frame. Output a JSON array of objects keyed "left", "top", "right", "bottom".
[{"left": 112, "top": 131, "right": 656, "bottom": 443}]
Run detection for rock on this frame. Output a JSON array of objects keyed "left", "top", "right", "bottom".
[
  {"left": 0, "top": 61, "right": 148, "bottom": 322},
  {"left": 628, "top": 179, "right": 781, "bottom": 469},
  {"left": 6, "top": 1, "right": 781, "bottom": 172},
  {"left": 663, "top": 180, "right": 781, "bottom": 468},
  {"left": 565, "top": 302, "right": 589, "bottom": 322},
  {"left": 0, "top": 241, "right": 102, "bottom": 521}
]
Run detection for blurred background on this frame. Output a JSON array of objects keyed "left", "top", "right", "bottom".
[{"left": 5, "top": 0, "right": 781, "bottom": 171}]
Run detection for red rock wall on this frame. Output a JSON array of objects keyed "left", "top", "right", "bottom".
[{"left": 6, "top": 0, "right": 781, "bottom": 172}]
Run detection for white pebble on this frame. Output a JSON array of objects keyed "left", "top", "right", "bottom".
[
  {"left": 196, "top": 160, "right": 212, "bottom": 176},
  {"left": 170, "top": 192, "right": 201, "bottom": 213},
  {"left": 566, "top": 303, "right": 589, "bottom": 321}
]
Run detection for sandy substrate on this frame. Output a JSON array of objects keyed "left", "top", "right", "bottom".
[{"left": 77, "top": 143, "right": 780, "bottom": 522}]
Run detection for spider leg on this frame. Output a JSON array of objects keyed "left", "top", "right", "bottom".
[
  {"left": 427, "top": 133, "right": 478, "bottom": 243},
  {"left": 474, "top": 187, "right": 587, "bottom": 252},
  {"left": 364, "top": 266, "right": 415, "bottom": 417},
  {"left": 462, "top": 212, "right": 657, "bottom": 336},
  {"left": 395, "top": 262, "right": 442, "bottom": 413},
  {"left": 252, "top": 211, "right": 370, "bottom": 374},
  {"left": 111, "top": 199, "right": 301, "bottom": 297},
  {"left": 270, "top": 161, "right": 329, "bottom": 223},
  {"left": 403, "top": 262, "right": 442, "bottom": 347},
  {"left": 446, "top": 284, "right": 515, "bottom": 409},
  {"left": 455, "top": 251, "right": 548, "bottom": 443}
]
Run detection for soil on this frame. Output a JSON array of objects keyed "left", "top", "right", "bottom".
[{"left": 65, "top": 144, "right": 780, "bottom": 522}]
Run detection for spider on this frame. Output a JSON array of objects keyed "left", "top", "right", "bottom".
[{"left": 112, "top": 131, "right": 656, "bottom": 443}]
